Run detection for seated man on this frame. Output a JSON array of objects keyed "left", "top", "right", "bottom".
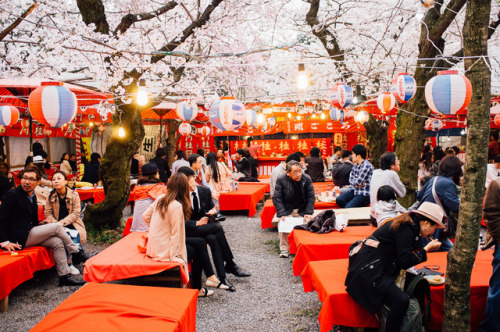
[
  {"left": 0, "top": 166, "right": 91, "bottom": 286},
  {"left": 332, "top": 150, "right": 353, "bottom": 189},
  {"left": 269, "top": 153, "right": 300, "bottom": 199},
  {"left": 176, "top": 166, "right": 251, "bottom": 291},
  {"left": 336, "top": 144, "right": 373, "bottom": 208},
  {"left": 272, "top": 160, "right": 315, "bottom": 258}
]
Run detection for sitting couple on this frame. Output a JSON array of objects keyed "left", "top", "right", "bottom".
[{"left": 144, "top": 166, "right": 250, "bottom": 297}]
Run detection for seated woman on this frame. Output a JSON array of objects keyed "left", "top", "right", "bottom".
[
  {"left": 345, "top": 202, "right": 444, "bottom": 331},
  {"left": 231, "top": 149, "right": 257, "bottom": 182},
  {"left": 43, "top": 171, "right": 88, "bottom": 274},
  {"left": 305, "top": 147, "right": 326, "bottom": 182},
  {"left": 143, "top": 172, "right": 228, "bottom": 297},
  {"left": 372, "top": 185, "right": 407, "bottom": 226},
  {"left": 130, "top": 162, "right": 166, "bottom": 232},
  {"left": 60, "top": 153, "right": 73, "bottom": 175},
  {"left": 205, "top": 152, "right": 233, "bottom": 194}
]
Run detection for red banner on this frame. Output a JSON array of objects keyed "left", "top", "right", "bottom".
[
  {"left": 177, "top": 134, "right": 215, "bottom": 157},
  {"left": 1, "top": 122, "right": 93, "bottom": 139}
]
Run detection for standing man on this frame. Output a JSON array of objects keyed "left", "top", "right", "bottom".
[
  {"left": 480, "top": 177, "right": 500, "bottom": 331},
  {"left": 177, "top": 166, "right": 251, "bottom": 291},
  {"left": 273, "top": 160, "right": 315, "bottom": 258},
  {"left": 336, "top": 144, "right": 374, "bottom": 208},
  {"left": 0, "top": 166, "right": 89, "bottom": 286}
]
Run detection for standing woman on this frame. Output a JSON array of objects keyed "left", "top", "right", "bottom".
[
  {"left": 346, "top": 202, "right": 444, "bottom": 331},
  {"left": 44, "top": 171, "right": 89, "bottom": 273},
  {"left": 143, "top": 172, "right": 225, "bottom": 297}
]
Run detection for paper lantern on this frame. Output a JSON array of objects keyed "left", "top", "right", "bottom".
[
  {"left": 209, "top": 97, "right": 246, "bottom": 131},
  {"left": 200, "top": 126, "right": 211, "bottom": 136},
  {"left": 425, "top": 70, "right": 472, "bottom": 116},
  {"left": 329, "top": 83, "right": 353, "bottom": 109},
  {"left": 267, "top": 117, "right": 276, "bottom": 127},
  {"left": 0, "top": 105, "right": 19, "bottom": 126},
  {"left": 391, "top": 73, "right": 416, "bottom": 103},
  {"left": 427, "top": 119, "right": 443, "bottom": 132},
  {"left": 354, "top": 111, "right": 369, "bottom": 124},
  {"left": 178, "top": 122, "right": 192, "bottom": 136},
  {"left": 494, "top": 114, "right": 500, "bottom": 127},
  {"left": 421, "top": 0, "right": 434, "bottom": 8},
  {"left": 176, "top": 100, "right": 198, "bottom": 122},
  {"left": 21, "top": 119, "right": 30, "bottom": 128},
  {"left": 330, "top": 108, "right": 344, "bottom": 123},
  {"left": 246, "top": 108, "right": 257, "bottom": 126},
  {"left": 377, "top": 92, "right": 397, "bottom": 114},
  {"left": 28, "top": 82, "right": 77, "bottom": 128},
  {"left": 0, "top": 125, "right": 5, "bottom": 134}
]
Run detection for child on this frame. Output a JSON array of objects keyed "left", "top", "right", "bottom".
[{"left": 372, "top": 185, "right": 407, "bottom": 226}]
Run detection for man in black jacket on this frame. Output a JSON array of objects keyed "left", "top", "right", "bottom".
[
  {"left": 0, "top": 166, "right": 89, "bottom": 286},
  {"left": 273, "top": 160, "right": 315, "bottom": 257},
  {"left": 332, "top": 150, "right": 353, "bottom": 188},
  {"left": 150, "top": 148, "right": 170, "bottom": 182},
  {"left": 177, "top": 167, "right": 250, "bottom": 292}
]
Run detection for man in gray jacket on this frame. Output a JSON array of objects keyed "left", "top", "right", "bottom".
[{"left": 272, "top": 160, "right": 315, "bottom": 257}]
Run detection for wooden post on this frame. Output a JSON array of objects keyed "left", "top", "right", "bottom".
[{"left": 0, "top": 296, "right": 8, "bottom": 312}]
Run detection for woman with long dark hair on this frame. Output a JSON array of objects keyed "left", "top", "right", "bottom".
[
  {"left": 144, "top": 172, "right": 227, "bottom": 297},
  {"left": 205, "top": 152, "right": 233, "bottom": 193}
]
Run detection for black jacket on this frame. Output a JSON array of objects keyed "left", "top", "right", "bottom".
[
  {"left": 185, "top": 185, "right": 214, "bottom": 232},
  {"left": 0, "top": 186, "right": 39, "bottom": 247},
  {"left": 150, "top": 156, "right": 171, "bottom": 183},
  {"left": 305, "top": 156, "right": 325, "bottom": 182},
  {"left": 81, "top": 161, "right": 100, "bottom": 184},
  {"left": 234, "top": 157, "right": 251, "bottom": 177},
  {"left": 272, "top": 173, "right": 315, "bottom": 217},
  {"left": 345, "top": 215, "right": 427, "bottom": 314},
  {"left": 332, "top": 162, "right": 353, "bottom": 187}
]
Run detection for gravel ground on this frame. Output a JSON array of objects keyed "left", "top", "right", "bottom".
[{"left": 0, "top": 205, "right": 322, "bottom": 332}]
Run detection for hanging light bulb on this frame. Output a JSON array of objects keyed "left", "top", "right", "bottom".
[
  {"left": 297, "top": 63, "right": 308, "bottom": 90},
  {"left": 136, "top": 79, "right": 148, "bottom": 106},
  {"left": 256, "top": 113, "right": 265, "bottom": 125},
  {"left": 287, "top": 112, "right": 292, "bottom": 119},
  {"left": 320, "top": 113, "right": 326, "bottom": 120},
  {"left": 118, "top": 125, "right": 125, "bottom": 137},
  {"left": 89, "top": 122, "right": 94, "bottom": 127},
  {"left": 312, "top": 114, "right": 316, "bottom": 119},
  {"left": 297, "top": 115, "right": 301, "bottom": 121}
]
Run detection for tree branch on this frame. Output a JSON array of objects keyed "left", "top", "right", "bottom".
[
  {"left": 152, "top": 0, "right": 224, "bottom": 64},
  {"left": 0, "top": 2, "right": 37, "bottom": 42},
  {"left": 113, "top": 1, "right": 178, "bottom": 35},
  {"left": 76, "top": 0, "right": 109, "bottom": 34},
  {"left": 430, "top": 0, "right": 466, "bottom": 39}
]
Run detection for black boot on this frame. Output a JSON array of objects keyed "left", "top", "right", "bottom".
[
  {"left": 59, "top": 274, "right": 86, "bottom": 286},
  {"left": 72, "top": 249, "right": 97, "bottom": 265}
]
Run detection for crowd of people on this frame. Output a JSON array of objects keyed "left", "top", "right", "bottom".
[{"left": 0, "top": 139, "right": 499, "bottom": 330}]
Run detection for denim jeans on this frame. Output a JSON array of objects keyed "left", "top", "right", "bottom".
[
  {"left": 65, "top": 231, "right": 83, "bottom": 259},
  {"left": 480, "top": 245, "right": 500, "bottom": 332},
  {"left": 336, "top": 189, "right": 370, "bottom": 208}
]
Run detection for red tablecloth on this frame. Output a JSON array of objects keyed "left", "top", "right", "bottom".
[
  {"left": 0, "top": 246, "right": 54, "bottom": 300},
  {"left": 301, "top": 250, "right": 494, "bottom": 332},
  {"left": 260, "top": 182, "right": 336, "bottom": 229},
  {"left": 83, "top": 232, "right": 188, "bottom": 284},
  {"left": 219, "top": 183, "right": 267, "bottom": 217},
  {"left": 239, "top": 179, "right": 270, "bottom": 192},
  {"left": 76, "top": 188, "right": 135, "bottom": 204},
  {"left": 288, "top": 226, "right": 375, "bottom": 276},
  {"left": 30, "top": 282, "right": 198, "bottom": 332}
]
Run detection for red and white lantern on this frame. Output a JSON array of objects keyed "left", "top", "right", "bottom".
[
  {"left": 179, "top": 122, "right": 192, "bottom": 136},
  {"left": 176, "top": 100, "right": 198, "bottom": 122},
  {"left": 354, "top": 111, "right": 369, "bottom": 124},
  {"left": 0, "top": 105, "right": 19, "bottom": 126},
  {"left": 377, "top": 92, "right": 397, "bottom": 114},
  {"left": 329, "top": 83, "right": 353, "bottom": 109},
  {"left": 494, "top": 114, "right": 500, "bottom": 127},
  {"left": 28, "top": 82, "right": 77, "bottom": 128},
  {"left": 200, "top": 126, "right": 211, "bottom": 136},
  {"left": 390, "top": 73, "right": 417, "bottom": 103}
]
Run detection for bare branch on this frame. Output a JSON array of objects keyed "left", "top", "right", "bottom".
[
  {"left": 76, "top": 0, "right": 109, "bottom": 34},
  {"left": 113, "top": 1, "right": 178, "bottom": 35},
  {"left": 0, "top": 2, "right": 37, "bottom": 42}
]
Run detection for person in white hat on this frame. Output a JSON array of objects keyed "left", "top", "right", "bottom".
[{"left": 345, "top": 202, "right": 444, "bottom": 331}]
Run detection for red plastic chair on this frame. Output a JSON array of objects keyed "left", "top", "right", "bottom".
[{"left": 122, "top": 217, "right": 133, "bottom": 237}]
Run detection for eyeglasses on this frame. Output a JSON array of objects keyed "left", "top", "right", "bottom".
[
  {"left": 291, "top": 170, "right": 303, "bottom": 175},
  {"left": 22, "top": 176, "right": 37, "bottom": 182}
]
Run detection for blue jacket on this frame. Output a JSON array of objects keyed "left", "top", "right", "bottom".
[{"left": 416, "top": 176, "right": 460, "bottom": 216}]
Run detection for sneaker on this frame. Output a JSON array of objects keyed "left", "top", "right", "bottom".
[
  {"left": 59, "top": 274, "right": 85, "bottom": 287},
  {"left": 69, "top": 265, "right": 80, "bottom": 275},
  {"left": 279, "top": 251, "right": 289, "bottom": 258}
]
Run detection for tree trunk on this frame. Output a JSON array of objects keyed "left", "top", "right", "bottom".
[
  {"left": 166, "top": 119, "right": 181, "bottom": 168},
  {"left": 442, "top": 0, "right": 491, "bottom": 330},
  {"left": 364, "top": 114, "right": 388, "bottom": 168},
  {"left": 83, "top": 92, "right": 145, "bottom": 228},
  {"left": 395, "top": 0, "right": 466, "bottom": 207}
]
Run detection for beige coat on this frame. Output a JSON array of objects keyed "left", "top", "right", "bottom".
[
  {"left": 44, "top": 188, "right": 87, "bottom": 243},
  {"left": 143, "top": 196, "right": 189, "bottom": 282},
  {"left": 60, "top": 160, "right": 72, "bottom": 175},
  {"left": 206, "top": 161, "right": 233, "bottom": 193}
]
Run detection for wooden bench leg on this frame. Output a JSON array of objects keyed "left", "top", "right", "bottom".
[{"left": 0, "top": 296, "right": 8, "bottom": 312}]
